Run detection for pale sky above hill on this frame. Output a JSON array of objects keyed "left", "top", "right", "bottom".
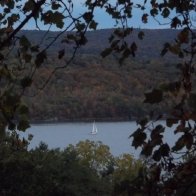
[{"left": 22, "top": 0, "right": 172, "bottom": 31}]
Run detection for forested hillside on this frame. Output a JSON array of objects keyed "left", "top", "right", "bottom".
[{"left": 20, "top": 29, "right": 186, "bottom": 122}]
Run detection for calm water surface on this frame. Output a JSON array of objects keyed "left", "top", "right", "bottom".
[{"left": 21, "top": 121, "right": 180, "bottom": 157}]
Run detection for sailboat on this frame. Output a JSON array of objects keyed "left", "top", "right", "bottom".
[{"left": 90, "top": 121, "right": 98, "bottom": 135}]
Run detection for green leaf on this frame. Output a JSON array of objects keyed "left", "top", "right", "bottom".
[
  {"left": 118, "top": 0, "right": 126, "bottom": 5},
  {"left": 89, "top": 20, "right": 98, "bottom": 30},
  {"left": 161, "top": 8, "right": 170, "bottom": 18},
  {"left": 18, "top": 104, "right": 29, "bottom": 115},
  {"left": 21, "top": 77, "right": 32, "bottom": 88},
  {"left": 101, "top": 48, "right": 113, "bottom": 58},
  {"left": 52, "top": 2, "right": 61, "bottom": 10},
  {"left": 130, "top": 42, "right": 137, "bottom": 56},
  {"left": 108, "top": 34, "right": 115, "bottom": 43},
  {"left": 159, "top": 81, "right": 181, "bottom": 93},
  {"left": 141, "top": 143, "right": 153, "bottom": 156},
  {"left": 42, "top": 11, "right": 64, "bottom": 29},
  {"left": 153, "top": 125, "right": 165, "bottom": 134},
  {"left": 8, "top": 14, "right": 19, "bottom": 26},
  {"left": 166, "top": 118, "right": 179, "bottom": 127},
  {"left": 114, "top": 28, "right": 124, "bottom": 38},
  {"left": 151, "top": 125, "right": 164, "bottom": 146},
  {"left": 171, "top": 17, "right": 181, "bottom": 28},
  {"left": 111, "top": 40, "right": 120, "bottom": 48},
  {"left": 23, "top": 53, "right": 32, "bottom": 63},
  {"left": 184, "top": 133, "right": 193, "bottom": 149},
  {"left": 153, "top": 149, "right": 161, "bottom": 161},
  {"left": 144, "top": 89, "right": 163, "bottom": 104},
  {"left": 4, "top": 93, "right": 20, "bottom": 106},
  {"left": 19, "top": 35, "right": 31, "bottom": 49},
  {"left": 17, "top": 119, "right": 30, "bottom": 132},
  {"left": 130, "top": 128, "right": 146, "bottom": 149},
  {"left": 30, "top": 45, "right": 39, "bottom": 52},
  {"left": 0, "top": 0, "right": 6, "bottom": 6},
  {"left": 35, "top": 51, "right": 46, "bottom": 67},
  {"left": 131, "top": 42, "right": 137, "bottom": 51},
  {"left": 4, "top": 8, "right": 10, "bottom": 14},
  {"left": 58, "top": 49, "right": 65, "bottom": 59},
  {"left": 142, "top": 13, "right": 148, "bottom": 23},
  {"left": 7, "top": 0, "right": 15, "bottom": 9},
  {"left": 28, "top": 134, "right": 33, "bottom": 141},
  {"left": 53, "top": 11, "right": 64, "bottom": 28},
  {"left": 136, "top": 117, "right": 149, "bottom": 128},
  {"left": 66, "top": 34, "right": 76, "bottom": 41},
  {"left": 159, "top": 144, "right": 170, "bottom": 157},
  {"left": 76, "top": 22, "right": 86, "bottom": 31},
  {"left": 169, "top": 44, "right": 181, "bottom": 55},
  {"left": 0, "top": 53, "right": 4, "bottom": 60},
  {"left": 124, "top": 28, "right": 133, "bottom": 36},
  {"left": 138, "top": 31, "right": 145, "bottom": 40},
  {"left": 123, "top": 48, "right": 131, "bottom": 57},
  {"left": 172, "top": 135, "right": 186, "bottom": 151},
  {"left": 178, "top": 28, "right": 189, "bottom": 44},
  {"left": 83, "top": 12, "right": 93, "bottom": 23},
  {"left": 188, "top": 93, "right": 196, "bottom": 112},
  {"left": 77, "top": 34, "right": 87, "bottom": 46},
  {"left": 150, "top": 8, "right": 158, "bottom": 16},
  {"left": 8, "top": 122, "right": 16, "bottom": 131},
  {"left": 161, "top": 42, "right": 170, "bottom": 56},
  {"left": 23, "top": 0, "right": 35, "bottom": 13}
]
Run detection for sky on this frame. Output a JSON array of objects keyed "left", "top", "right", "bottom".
[
  {"left": 77, "top": 0, "right": 172, "bottom": 29},
  {"left": 23, "top": 0, "right": 172, "bottom": 31}
]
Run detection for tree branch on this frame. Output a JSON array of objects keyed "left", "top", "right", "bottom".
[{"left": 0, "top": 0, "right": 46, "bottom": 49}]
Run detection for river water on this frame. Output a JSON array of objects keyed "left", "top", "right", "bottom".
[{"left": 20, "top": 121, "right": 180, "bottom": 158}]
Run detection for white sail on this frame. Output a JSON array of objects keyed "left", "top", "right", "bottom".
[{"left": 91, "top": 121, "right": 98, "bottom": 135}]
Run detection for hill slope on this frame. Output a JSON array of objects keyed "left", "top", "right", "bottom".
[{"left": 20, "top": 29, "right": 183, "bottom": 122}]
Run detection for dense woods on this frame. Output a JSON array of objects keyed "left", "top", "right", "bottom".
[
  {"left": 0, "top": 139, "right": 144, "bottom": 195},
  {"left": 22, "top": 29, "right": 183, "bottom": 122},
  {"left": 0, "top": 137, "right": 195, "bottom": 195}
]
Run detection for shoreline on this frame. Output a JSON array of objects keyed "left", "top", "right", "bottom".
[
  {"left": 30, "top": 117, "right": 136, "bottom": 125},
  {"left": 29, "top": 116, "right": 169, "bottom": 125}
]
